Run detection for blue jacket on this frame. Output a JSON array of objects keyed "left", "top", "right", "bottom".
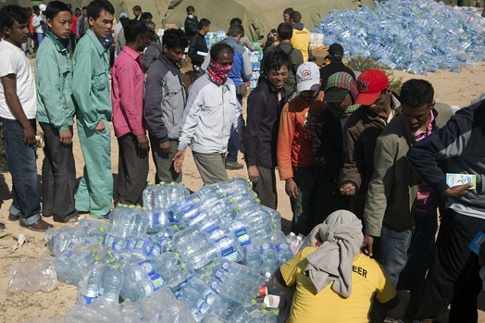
[{"left": 222, "top": 37, "right": 251, "bottom": 86}]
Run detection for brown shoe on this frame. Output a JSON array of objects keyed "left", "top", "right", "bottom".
[
  {"left": 53, "top": 212, "right": 79, "bottom": 224},
  {"left": 20, "top": 219, "right": 53, "bottom": 232}
]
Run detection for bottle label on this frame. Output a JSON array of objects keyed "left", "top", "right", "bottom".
[
  {"left": 148, "top": 272, "right": 164, "bottom": 291},
  {"left": 82, "top": 295, "right": 95, "bottom": 305},
  {"left": 150, "top": 210, "right": 162, "bottom": 227},
  {"left": 234, "top": 228, "right": 251, "bottom": 246},
  {"left": 221, "top": 246, "right": 239, "bottom": 262}
]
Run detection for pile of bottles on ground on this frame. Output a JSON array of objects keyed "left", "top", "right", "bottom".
[
  {"left": 318, "top": 0, "right": 485, "bottom": 74},
  {"left": 46, "top": 178, "right": 302, "bottom": 322}
]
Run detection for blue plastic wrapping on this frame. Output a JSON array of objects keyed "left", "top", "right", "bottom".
[{"left": 316, "top": 0, "right": 485, "bottom": 74}]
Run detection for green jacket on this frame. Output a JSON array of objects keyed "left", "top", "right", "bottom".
[
  {"left": 36, "top": 31, "right": 74, "bottom": 131},
  {"left": 72, "top": 29, "right": 111, "bottom": 130},
  {"left": 364, "top": 103, "right": 453, "bottom": 237}
]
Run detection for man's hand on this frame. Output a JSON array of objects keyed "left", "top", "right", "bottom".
[
  {"left": 445, "top": 184, "right": 472, "bottom": 198},
  {"left": 173, "top": 150, "right": 185, "bottom": 174},
  {"left": 340, "top": 182, "right": 357, "bottom": 196},
  {"left": 160, "top": 141, "right": 171, "bottom": 155},
  {"left": 248, "top": 165, "right": 260, "bottom": 182},
  {"left": 23, "top": 123, "right": 36, "bottom": 145},
  {"left": 95, "top": 120, "right": 105, "bottom": 132},
  {"left": 285, "top": 178, "right": 299, "bottom": 199},
  {"left": 136, "top": 134, "right": 149, "bottom": 151},
  {"left": 59, "top": 128, "right": 73, "bottom": 145},
  {"left": 362, "top": 234, "right": 375, "bottom": 257}
]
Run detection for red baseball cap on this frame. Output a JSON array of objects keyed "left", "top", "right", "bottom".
[{"left": 355, "top": 69, "right": 390, "bottom": 106}]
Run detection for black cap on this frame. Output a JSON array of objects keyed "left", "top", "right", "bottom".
[{"left": 329, "top": 43, "right": 344, "bottom": 60}]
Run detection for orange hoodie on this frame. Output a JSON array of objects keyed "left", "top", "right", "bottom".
[{"left": 277, "top": 92, "right": 325, "bottom": 180}]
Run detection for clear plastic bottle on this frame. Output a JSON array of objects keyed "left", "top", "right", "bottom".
[
  {"left": 100, "top": 266, "right": 124, "bottom": 303},
  {"left": 79, "top": 264, "right": 105, "bottom": 304}
]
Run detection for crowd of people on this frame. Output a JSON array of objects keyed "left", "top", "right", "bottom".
[{"left": 0, "top": 0, "right": 484, "bottom": 322}]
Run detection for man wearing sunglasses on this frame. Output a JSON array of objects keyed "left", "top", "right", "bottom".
[
  {"left": 363, "top": 79, "right": 453, "bottom": 319},
  {"left": 339, "top": 69, "right": 400, "bottom": 218}
]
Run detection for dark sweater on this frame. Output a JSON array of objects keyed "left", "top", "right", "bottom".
[
  {"left": 188, "top": 33, "right": 208, "bottom": 68},
  {"left": 244, "top": 79, "right": 287, "bottom": 168}
]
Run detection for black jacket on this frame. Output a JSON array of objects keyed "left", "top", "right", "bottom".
[
  {"left": 320, "top": 62, "right": 356, "bottom": 89},
  {"left": 309, "top": 105, "right": 346, "bottom": 181},
  {"left": 184, "top": 16, "right": 199, "bottom": 39},
  {"left": 244, "top": 79, "right": 287, "bottom": 169},
  {"left": 408, "top": 100, "right": 485, "bottom": 218},
  {"left": 188, "top": 33, "right": 208, "bottom": 68}
]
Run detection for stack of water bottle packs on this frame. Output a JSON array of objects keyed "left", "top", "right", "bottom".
[
  {"left": 318, "top": 0, "right": 485, "bottom": 73},
  {"left": 46, "top": 178, "right": 293, "bottom": 322}
]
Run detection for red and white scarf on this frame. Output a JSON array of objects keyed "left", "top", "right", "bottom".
[{"left": 207, "top": 60, "right": 232, "bottom": 86}]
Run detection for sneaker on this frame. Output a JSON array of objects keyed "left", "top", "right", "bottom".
[
  {"left": 225, "top": 161, "right": 244, "bottom": 170},
  {"left": 20, "top": 219, "right": 53, "bottom": 232}
]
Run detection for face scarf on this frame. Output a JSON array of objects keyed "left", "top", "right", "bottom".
[{"left": 207, "top": 60, "right": 232, "bottom": 86}]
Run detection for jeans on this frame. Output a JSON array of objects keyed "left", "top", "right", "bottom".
[
  {"left": 378, "top": 210, "right": 438, "bottom": 288},
  {"left": 1, "top": 118, "right": 40, "bottom": 225},
  {"left": 414, "top": 209, "right": 485, "bottom": 322}
]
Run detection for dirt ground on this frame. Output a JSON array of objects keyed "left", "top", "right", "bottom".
[{"left": 0, "top": 63, "right": 484, "bottom": 323}]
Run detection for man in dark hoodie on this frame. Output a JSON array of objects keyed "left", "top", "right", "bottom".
[
  {"left": 408, "top": 98, "right": 485, "bottom": 323},
  {"left": 309, "top": 72, "right": 359, "bottom": 225},
  {"left": 263, "top": 23, "right": 303, "bottom": 99},
  {"left": 245, "top": 50, "right": 289, "bottom": 209},
  {"left": 144, "top": 29, "right": 188, "bottom": 183}
]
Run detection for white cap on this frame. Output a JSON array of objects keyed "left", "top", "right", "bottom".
[
  {"left": 39, "top": 4, "right": 47, "bottom": 11},
  {"left": 296, "top": 62, "right": 321, "bottom": 93}
]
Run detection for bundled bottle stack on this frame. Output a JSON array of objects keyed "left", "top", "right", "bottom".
[
  {"left": 46, "top": 179, "right": 294, "bottom": 322},
  {"left": 317, "top": 0, "right": 485, "bottom": 74}
]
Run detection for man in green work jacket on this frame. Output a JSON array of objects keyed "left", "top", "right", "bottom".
[
  {"left": 72, "top": 0, "right": 114, "bottom": 218},
  {"left": 36, "top": 1, "right": 78, "bottom": 223}
]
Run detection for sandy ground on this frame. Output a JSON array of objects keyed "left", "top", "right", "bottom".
[{"left": 0, "top": 63, "right": 484, "bottom": 323}]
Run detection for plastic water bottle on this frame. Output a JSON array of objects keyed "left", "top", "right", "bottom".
[
  {"left": 287, "top": 233, "right": 304, "bottom": 255},
  {"left": 100, "top": 266, "right": 124, "bottom": 303},
  {"left": 157, "top": 252, "right": 192, "bottom": 289},
  {"left": 167, "top": 194, "right": 204, "bottom": 224},
  {"left": 121, "top": 260, "right": 166, "bottom": 301},
  {"left": 79, "top": 264, "right": 105, "bottom": 304},
  {"left": 143, "top": 184, "right": 189, "bottom": 210},
  {"left": 55, "top": 247, "right": 98, "bottom": 285},
  {"left": 178, "top": 278, "right": 225, "bottom": 322},
  {"left": 174, "top": 229, "right": 219, "bottom": 270},
  {"left": 260, "top": 243, "right": 280, "bottom": 275},
  {"left": 110, "top": 207, "right": 148, "bottom": 239},
  {"left": 213, "top": 235, "right": 242, "bottom": 263},
  {"left": 209, "top": 261, "right": 263, "bottom": 304}
]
